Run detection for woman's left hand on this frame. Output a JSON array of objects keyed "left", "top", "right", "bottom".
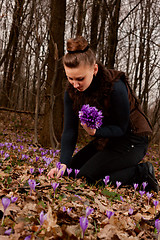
[{"left": 81, "top": 123, "right": 96, "bottom": 136}]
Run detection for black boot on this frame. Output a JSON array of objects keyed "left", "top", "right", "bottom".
[{"left": 145, "top": 162, "right": 159, "bottom": 193}]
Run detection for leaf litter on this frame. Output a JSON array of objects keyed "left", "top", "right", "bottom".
[{"left": 0, "top": 112, "right": 159, "bottom": 240}]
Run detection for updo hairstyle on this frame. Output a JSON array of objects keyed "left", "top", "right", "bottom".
[{"left": 63, "top": 36, "right": 96, "bottom": 68}]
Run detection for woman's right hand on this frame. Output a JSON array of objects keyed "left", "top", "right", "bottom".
[{"left": 47, "top": 163, "right": 67, "bottom": 179}]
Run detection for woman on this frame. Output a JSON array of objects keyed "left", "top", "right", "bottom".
[{"left": 48, "top": 36, "right": 159, "bottom": 193}]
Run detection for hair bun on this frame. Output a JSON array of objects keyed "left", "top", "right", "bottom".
[{"left": 67, "top": 36, "right": 89, "bottom": 53}]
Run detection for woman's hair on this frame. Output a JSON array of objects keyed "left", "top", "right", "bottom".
[{"left": 63, "top": 36, "right": 96, "bottom": 68}]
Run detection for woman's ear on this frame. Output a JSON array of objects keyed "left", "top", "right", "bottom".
[{"left": 94, "top": 64, "right": 98, "bottom": 76}]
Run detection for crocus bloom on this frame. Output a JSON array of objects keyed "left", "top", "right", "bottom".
[
  {"left": 103, "top": 176, "right": 110, "bottom": 186},
  {"left": 67, "top": 208, "right": 72, "bottom": 214},
  {"left": 128, "top": 208, "right": 134, "bottom": 215},
  {"left": 142, "top": 182, "right": 148, "bottom": 190},
  {"left": 30, "top": 168, "right": 34, "bottom": 174},
  {"left": 4, "top": 228, "right": 12, "bottom": 235},
  {"left": 116, "top": 181, "right": 121, "bottom": 189},
  {"left": 2, "top": 197, "right": 10, "bottom": 225},
  {"left": 28, "top": 179, "right": 36, "bottom": 195},
  {"left": 106, "top": 210, "right": 114, "bottom": 219},
  {"left": 86, "top": 207, "right": 94, "bottom": 217},
  {"left": 146, "top": 192, "right": 153, "bottom": 205},
  {"left": 120, "top": 196, "right": 124, "bottom": 202},
  {"left": 79, "top": 216, "right": 88, "bottom": 239},
  {"left": 36, "top": 156, "right": 39, "bottom": 162},
  {"left": 11, "top": 196, "right": 18, "bottom": 203},
  {"left": 4, "top": 153, "right": 9, "bottom": 159},
  {"left": 75, "top": 169, "right": 80, "bottom": 178},
  {"left": 2, "top": 197, "right": 10, "bottom": 212},
  {"left": 24, "top": 236, "right": 31, "bottom": 240},
  {"left": 38, "top": 168, "right": 44, "bottom": 175},
  {"left": 40, "top": 210, "right": 47, "bottom": 226},
  {"left": 51, "top": 182, "right": 59, "bottom": 198},
  {"left": 67, "top": 168, "right": 72, "bottom": 177},
  {"left": 79, "top": 104, "right": 103, "bottom": 129},
  {"left": 62, "top": 206, "right": 66, "bottom": 212},
  {"left": 139, "top": 190, "right": 145, "bottom": 199},
  {"left": 61, "top": 170, "right": 64, "bottom": 178},
  {"left": 56, "top": 162, "right": 62, "bottom": 171},
  {"left": 153, "top": 200, "right": 159, "bottom": 213},
  {"left": 155, "top": 219, "right": 160, "bottom": 234},
  {"left": 133, "top": 183, "right": 138, "bottom": 191}
]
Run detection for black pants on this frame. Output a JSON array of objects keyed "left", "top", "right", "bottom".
[{"left": 69, "top": 134, "right": 149, "bottom": 186}]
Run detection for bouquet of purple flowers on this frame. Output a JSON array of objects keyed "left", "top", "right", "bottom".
[{"left": 79, "top": 104, "right": 103, "bottom": 129}]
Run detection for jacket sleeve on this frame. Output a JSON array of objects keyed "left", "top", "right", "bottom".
[
  {"left": 94, "top": 80, "right": 130, "bottom": 138},
  {"left": 59, "top": 91, "right": 79, "bottom": 167}
]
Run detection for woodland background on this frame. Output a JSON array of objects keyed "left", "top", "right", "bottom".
[{"left": 0, "top": 0, "right": 160, "bottom": 149}]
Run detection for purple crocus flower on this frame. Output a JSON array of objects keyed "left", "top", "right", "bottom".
[
  {"left": 103, "top": 176, "right": 110, "bottom": 186},
  {"left": 40, "top": 210, "right": 47, "bottom": 226},
  {"left": 67, "top": 168, "right": 72, "bottom": 177},
  {"left": 142, "top": 182, "right": 148, "bottom": 190},
  {"left": 24, "top": 236, "right": 31, "bottom": 240},
  {"left": 146, "top": 192, "right": 153, "bottom": 205},
  {"left": 106, "top": 210, "right": 114, "bottom": 219},
  {"left": 4, "top": 228, "right": 12, "bottom": 235},
  {"left": 86, "top": 207, "right": 94, "bottom": 217},
  {"left": 51, "top": 182, "right": 59, "bottom": 198},
  {"left": 30, "top": 168, "right": 34, "bottom": 174},
  {"left": 79, "top": 216, "right": 88, "bottom": 239},
  {"left": 139, "top": 190, "right": 145, "bottom": 200},
  {"left": 36, "top": 156, "right": 39, "bottom": 162},
  {"left": 56, "top": 162, "right": 62, "bottom": 171},
  {"left": 4, "top": 153, "right": 9, "bottom": 159},
  {"left": 153, "top": 200, "right": 159, "bottom": 213},
  {"left": 67, "top": 208, "right": 72, "bottom": 214},
  {"left": 133, "top": 183, "right": 138, "bottom": 191},
  {"left": 116, "top": 181, "right": 121, "bottom": 189},
  {"left": 62, "top": 206, "right": 66, "bottom": 212},
  {"left": 28, "top": 179, "right": 36, "bottom": 195},
  {"left": 2, "top": 197, "right": 10, "bottom": 212},
  {"left": 11, "top": 196, "right": 18, "bottom": 203},
  {"left": 38, "top": 168, "right": 44, "bottom": 175},
  {"left": 75, "top": 169, "right": 80, "bottom": 178},
  {"left": 2, "top": 197, "right": 10, "bottom": 225},
  {"left": 61, "top": 170, "right": 64, "bottom": 178},
  {"left": 79, "top": 104, "right": 103, "bottom": 129},
  {"left": 128, "top": 208, "right": 134, "bottom": 215},
  {"left": 155, "top": 219, "right": 160, "bottom": 234},
  {"left": 120, "top": 196, "right": 124, "bottom": 202}
]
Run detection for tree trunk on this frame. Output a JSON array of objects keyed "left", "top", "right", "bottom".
[
  {"left": 90, "top": 0, "right": 101, "bottom": 53},
  {"left": 106, "top": 0, "right": 121, "bottom": 68},
  {"left": 76, "top": 0, "right": 84, "bottom": 36},
  {"left": 40, "top": 0, "right": 66, "bottom": 149},
  {"left": 1, "top": 0, "right": 25, "bottom": 107}
]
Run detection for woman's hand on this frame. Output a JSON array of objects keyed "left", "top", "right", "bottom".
[
  {"left": 81, "top": 123, "right": 96, "bottom": 136},
  {"left": 47, "top": 163, "right": 67, "bottom": 179}
]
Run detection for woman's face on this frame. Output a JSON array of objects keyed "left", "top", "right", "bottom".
[{"left": 64, "top": 63, "right": 98, "bottom": 92}]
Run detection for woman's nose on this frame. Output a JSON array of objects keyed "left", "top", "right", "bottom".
[{"left": 73, "top": 81, "right": 79, "bottom": 88}]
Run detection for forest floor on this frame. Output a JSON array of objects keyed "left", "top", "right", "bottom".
[{"left": 0, "top": 111, "right": 159, "bottom": 240}]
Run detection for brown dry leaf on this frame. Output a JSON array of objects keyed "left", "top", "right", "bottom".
[
  {"left": 94, "top": 197, "right": 107, "bottom": 213},
  {"left": 0, "top": 236, "right": 10, "bottom": 240},
  {"left": 43, "top": 203, "right": 57, "bottom": 232},
  {"left": 14, "top": 222, "right": 25, "bottom": 233},
  {"left": 65, "top": 224, "right": 80, "bottom": 237},
  {"left": 97, "top": 224, "right": 117, "bottom": 239},
  {"left": 22, "top": 202, "right": 37, "bottom": 214}
]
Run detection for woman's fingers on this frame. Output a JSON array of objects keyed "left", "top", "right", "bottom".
[
  {"left": 47, "top": 168, "right": 57, "bottom": 179},
  {"left": 57, "top": 165, "right": 67, "bottom": 178},
  {"left": 47, "top": 164, "right": 67, "bottom": 179}
]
